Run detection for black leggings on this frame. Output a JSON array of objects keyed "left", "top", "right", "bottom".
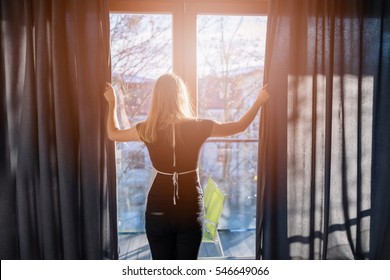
[{"left": 145, "top": 201, "right": 204, "bottom": 260}]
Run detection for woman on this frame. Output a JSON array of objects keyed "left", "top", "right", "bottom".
[{"left": 104, "top": 73, "right": 269, "bottom": 260}]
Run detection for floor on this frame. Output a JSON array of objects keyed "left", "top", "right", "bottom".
[{"left": 118, "top": 229, "right": 256, "bottom": 260}]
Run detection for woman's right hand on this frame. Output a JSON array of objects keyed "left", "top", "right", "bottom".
[{"left": 104, "top": 82, "right": 116, "bottom": 105}]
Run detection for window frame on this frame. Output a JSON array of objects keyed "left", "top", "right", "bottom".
[
  {"left": 110, "top": 1, "right": 269, "bottom": 255},
  {"left": 109, "top": 0, "right": 269, "bottom": 114}
]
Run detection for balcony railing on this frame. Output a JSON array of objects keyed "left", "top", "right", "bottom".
[{"left": 117, "top": 138, "right": 259, "bottom": 233}]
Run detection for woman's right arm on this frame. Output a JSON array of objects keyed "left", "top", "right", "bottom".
[
  {"left": 210, "top": 84, "right": 269, "bottom": 137},
  {"left": 104, "top": 83, "right": 141, "bottom": 142}
]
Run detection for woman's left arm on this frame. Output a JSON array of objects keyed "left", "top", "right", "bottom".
[
  {"left": 210, "top": 84, "right": 269, "bottom": 137},
  {"left": 104, "top": 83, "right": 141, "bottom": 142}
]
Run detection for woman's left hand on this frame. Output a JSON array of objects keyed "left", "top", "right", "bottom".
[
  {"left": 104, "top": 82, "right": 116, "bottom": 104},
  {"left": 256, "top": 84, "right": 270, "bottom": 106}
]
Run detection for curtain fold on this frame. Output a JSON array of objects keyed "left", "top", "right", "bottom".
[
  {"left": 0, "top": 0, "right": 117, "bottom": 259},
  {"left": 257, "top": 0, "right": 390, "bottom": 260}
]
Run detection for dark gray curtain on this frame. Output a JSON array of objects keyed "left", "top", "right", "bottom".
[
  {"left": 0, "top": 0, "right": 117, "bottom": 259},
  {"left": 257, "top": 0, "right": 390, "bottom": 259}
]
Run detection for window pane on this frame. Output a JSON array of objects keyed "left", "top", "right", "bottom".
[
  {"left": 110, "top": 14, "right": 172, "bottom": 232},
  {"left": 197, "top": 15, "right": 267, "bottom": 230}
]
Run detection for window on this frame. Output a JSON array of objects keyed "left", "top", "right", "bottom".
[
  {"left": 110, "top": 13, "right": 172, "bottom": 232},
  {"left": 197, "top": 15, "right": 267, "bottom": 229},
  {"left": 110, "top": 0, "right": 268, "bottom": 258}
]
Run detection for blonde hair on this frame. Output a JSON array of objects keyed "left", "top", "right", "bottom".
[{"left": 138, "top": 73, "right": 195, "bottom": 143}]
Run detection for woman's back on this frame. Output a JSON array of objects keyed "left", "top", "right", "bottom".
[{"left": 137, "top": 119, "right": 213, "bottom": 173}]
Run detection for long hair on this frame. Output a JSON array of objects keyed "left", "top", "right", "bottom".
[{"left": 138, "top": 73, "right": 195, "bottom": 143}]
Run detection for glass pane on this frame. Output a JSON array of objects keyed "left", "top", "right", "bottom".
[
  {"left": 197, "top": 15, "right": 267, "bottom": 230},
  {"left": 110, "top": 13, "right": 172, "bottom": 233}
]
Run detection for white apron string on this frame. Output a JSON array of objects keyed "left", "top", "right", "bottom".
[
  {"left": 153, "top": 167, "right": 198, "bottom": 205},
  {"left": 173, "top": 122, "right": 176, "bottom": 167}
]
